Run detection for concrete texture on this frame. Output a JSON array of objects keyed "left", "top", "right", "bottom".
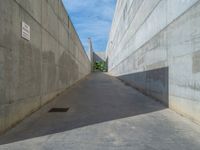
[
  {"left": 87, "top": 38, "right": 93, "bottom": 63},
  {"left": 0, "top": 73, "right": 200, "bottom": 150},
  {"left": 93, "top": 52, "right": 106, "bottom": 62},
  {"left": 119, "top": 67, "right": 169, "bottom": 106},
  {"left": 106, "top": 0, "right": 200, "bottom": 123},
  {"left": 0, "top": 0, "right": 91, "bottom": 134}
]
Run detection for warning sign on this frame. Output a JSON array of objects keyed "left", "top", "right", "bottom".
[{"left": 22, "top": 21, "right": 30, "bottom": 41}]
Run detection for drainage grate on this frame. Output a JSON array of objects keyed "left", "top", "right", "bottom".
[{"left": 48, "top": 107, "right": 69, "bottom": 112}]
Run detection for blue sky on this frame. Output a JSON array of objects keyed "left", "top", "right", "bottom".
[{"left": 62, "top": 0, "right": 116, "bottom": 52}]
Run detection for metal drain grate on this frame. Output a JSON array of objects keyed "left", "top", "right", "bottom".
[{"left": 48, "top": 107, "right": 69, "bottom": 112}]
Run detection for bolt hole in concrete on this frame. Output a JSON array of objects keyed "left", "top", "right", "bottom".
[{"left": 48, "top": 108, "right": 70, "bottom": 113}]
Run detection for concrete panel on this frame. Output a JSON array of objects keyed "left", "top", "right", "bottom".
[
  {"left": 0, "top": 0, "right": 21, "bottom": 49},
  {"left": 0, "top": 47, "right": 7, "bottom": 105},
  {"left": 169, "top": 95, "right": 200, "bottom": 124},
  {"left": 119, "top": 67, "right": 169, "bottom": 106},
  {"left": 93, "top": 52, "right": 106, "bottom": 62},
  {"left": 107, "top": 0, "right": 200, "bottom": 123},
  {"left": 193, "top": 51, "right": 200, "bottom": 73},
  {"left": 167, "top": 0, "right": 199, "bottom": 24},
  {"left": 15, "top": 0, "right": 42, "bottom": 23},
  {"left": 0, "top": 0, "right": 90, "bottom": 134},
  {"left": 10, "top": 9, "right": 42, "bottom": 102},
  {"left": 42, "top": 0, "right": 59, "bottom": 41}
]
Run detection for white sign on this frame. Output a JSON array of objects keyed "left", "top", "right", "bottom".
[{"left": 22, "top": 21, "right": 30, "bottom": 41}]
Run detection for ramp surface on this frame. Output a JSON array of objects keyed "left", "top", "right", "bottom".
[{"left": 0, "top": 73, "right": 200, "bottom": 150}]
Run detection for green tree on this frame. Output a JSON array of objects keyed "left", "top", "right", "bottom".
[{"left": 93, "top": 61, "right": 107, "bottom": 72}]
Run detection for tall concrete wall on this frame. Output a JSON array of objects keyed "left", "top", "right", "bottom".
[
  {"left": 107, "top": 0, "right": 200, "bottom": 124},
  {"left": 0, "top": 0, "right": 91, "bottom": 134},
  {"left": 93, "top": 52, "right": 106, "bottom": 62}
]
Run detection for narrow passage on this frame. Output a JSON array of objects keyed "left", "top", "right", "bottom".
[{"left": 0, "top": 73, "right": 200, "bottom": 150}]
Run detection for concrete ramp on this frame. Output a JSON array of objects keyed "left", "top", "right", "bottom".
[{"left": 0, "top": 73, "right": 200, "bottom": 149}]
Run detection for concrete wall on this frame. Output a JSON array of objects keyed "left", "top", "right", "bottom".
[
  {"left": 106, "top": 0, "right": 200, "bottom": 124},
  {"left": 0, "top": 0, "right": 91, "bottom": 134},
  {"left": 88, "top": 38, "right": 93, "bottom": 63},
  {"left": 93, "top": 52, "right": 106, "bottom": 62}
]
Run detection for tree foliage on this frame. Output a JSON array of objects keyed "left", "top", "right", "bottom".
[{"left": 93, "top": 61, "right": 107, "bottom": 72}]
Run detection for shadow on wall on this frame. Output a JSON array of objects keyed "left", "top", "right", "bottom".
[
  {"left": 93, "top": 52, "right": 104, "bottom": 62},
  {"left": 0, "top": 73, "right": 166, "bottom": 145},
  {"left": 118, "top": 67, "right": 169, "bottom": 107}
]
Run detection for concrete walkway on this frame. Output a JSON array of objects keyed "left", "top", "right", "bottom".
[{"left": 0, "top": 73, "right": 200, "bottom": 150}]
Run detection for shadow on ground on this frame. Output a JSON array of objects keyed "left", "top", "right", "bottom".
[{"left": 0, "top": 73, "right": 166, "bottom": 145}]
